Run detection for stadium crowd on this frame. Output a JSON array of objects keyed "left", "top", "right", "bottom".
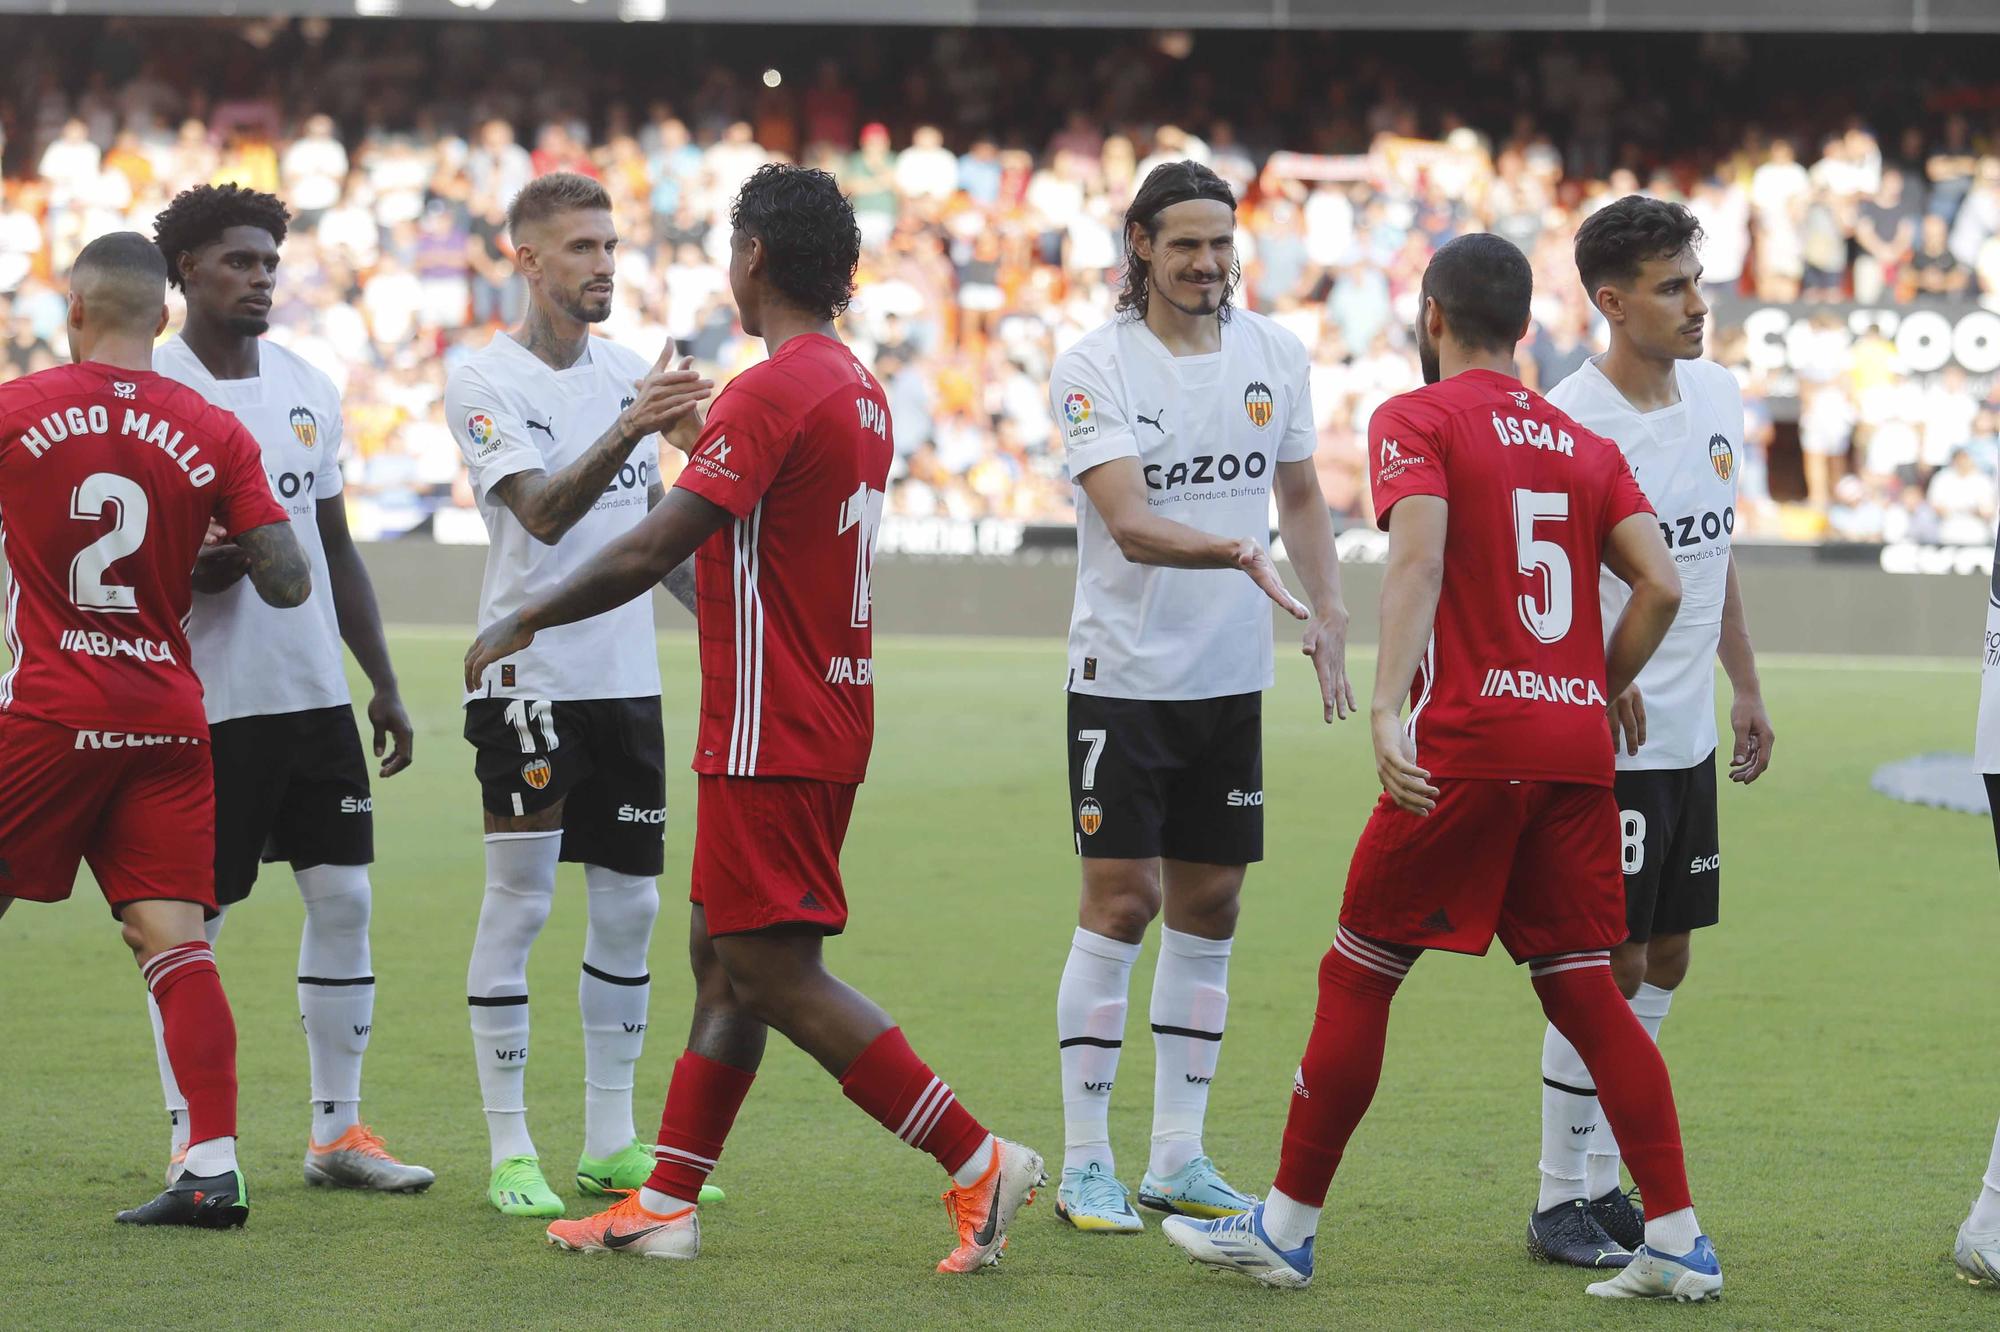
[{"left": 1, "top": 19, "right": 1998, "bottom": 543}]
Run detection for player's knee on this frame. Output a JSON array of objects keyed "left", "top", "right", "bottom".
[
  {"left": 583, "top": 868, "right": 660, "bottom": 940},
  {"left": 475, "top": 882, "right": 553, "bottom": 952},
  {"left": 119, "top": 915, "right": 149, "bottom": 956},
  {"left": 300, "top": 869, "right": 372, "bottom": 939},
  {"left": 1609, "top": 943, "right": 1648, "bottom": 999},
  {"left": 1080, "top": 874, "right": 1161, "bottom": 942},
  {"left": 1645, "top": 934, "right": 1690, "bottom": 990}
]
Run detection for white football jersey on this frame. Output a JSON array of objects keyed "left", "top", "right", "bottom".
[
  {"left": 155, "top": 335, "right": 350, "bottom": 724},
  {"left": 1052, "top": 309, "right": 1317, "bottom": 701},
  {"left": 1549, "top": 356, "right": 1741, "bottom": 771},
  {"left": 446, "top": 332, "right": 661, "bottom": 704},
  {"left": 1976, "top": 527, "right": 2000, "bottom": 772}
]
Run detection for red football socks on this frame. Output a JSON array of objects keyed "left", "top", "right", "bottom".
[
  {"left": 142, "top": 940, "right": 238, "bottom": 1146},
  {"left": 645, "top": 1049, "right": 756, "bottom": 1200},
  {"left": 840, "top": 1026, "right": 988, "bottom": 1175},
  {"left": 1531, "top": 954, "right": 1693, "bottom": 1218},
  {"left": 1272, "top": 927, "right": 1415, "bottom": 1206}
]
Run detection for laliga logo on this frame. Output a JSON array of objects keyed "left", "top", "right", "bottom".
[{"left": 1061, "top": 391, "right": 1092, "bottom": 426}]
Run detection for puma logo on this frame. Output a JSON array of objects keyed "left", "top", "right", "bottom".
[
  {"left": 1136, "top": 408, "right": 1165, "bottom": 433},
  {"left": 526, "top": 418, "right": 555, "bottom": 438}
]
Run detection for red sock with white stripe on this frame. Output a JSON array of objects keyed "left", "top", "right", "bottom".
[
  {"left": 1530, "top": 950, "right": 1697, "bottom": 1245},
  {"left": 840, "top": 1027, "right": 993, "bottom": 1186},
  {"left": 639, "top": 1049, "right": 755, "bottom": 1212},
  {"left": 142, "top": 940, "right": 239, "bottom": 1167},
  {"left": 1269, "top": 927, "right": 1414, "bottom": 1237}
]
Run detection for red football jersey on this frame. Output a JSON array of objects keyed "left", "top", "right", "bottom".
[
  {"left": 675, "top": 334, "right": 892, "bottom": 783},
  {"left": 1368, "top": 368, "right": 1652, "bottom": 787},
  {"left": 0, "top": 362, "right": 285, "bottom": 738}
]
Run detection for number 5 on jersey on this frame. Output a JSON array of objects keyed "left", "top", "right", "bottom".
[{"left": 1512, "top": 488, "right": 1571, "bottom": 644}]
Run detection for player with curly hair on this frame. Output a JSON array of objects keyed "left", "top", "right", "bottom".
[
  {"left": 144, "top": 182, "right": 435, "bottom": 1195},
  {"left": 467, "top": 163, "right": 1048, "bottom": 1273}
]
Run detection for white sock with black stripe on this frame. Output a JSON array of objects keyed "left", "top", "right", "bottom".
[
  {"left": 297, "top": 863, "right": 374, "bottom": 1142},
  {"left": 579, "top": 864, "right": 660, "bottom": 1159},
  {"left": 468, "top": 831, "right": 558, "bottom": 1166},
  {"left": 1057, "top": 927, "right": 1140, "bottom": 1173},
  {"left": 1538, "top": 1020, "right": 1598, "bottom": 1211},
  {"left": 1149, "top": 926, "right": 1231, "bottom": 1178}
]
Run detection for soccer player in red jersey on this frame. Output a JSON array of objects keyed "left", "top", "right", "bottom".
[
  {"left": 468, "top": 165, "right": 1045, "bottom": 1273},
  {"left": 1164, "top": 234, "right": 1722, "bottom": 1303},
  {"left": 0, "top": 232, "right": 311, "bottom": 1227}
]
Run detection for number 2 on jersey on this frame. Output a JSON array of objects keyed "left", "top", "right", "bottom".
[
  {"left": 837, "top": 482, "right": 885, "bottom": 629},
  {"left": 1511, "top": 489, "right": 1572, "bottom": 644},
  {"left": 69, "top": 471, "right": 148, "bottom": 614}
]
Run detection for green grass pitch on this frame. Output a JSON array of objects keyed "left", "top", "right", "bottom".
[{"left": 2, "top": 630, "right": 1994, "bottom": 1330}]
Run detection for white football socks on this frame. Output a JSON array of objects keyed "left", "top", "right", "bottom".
[
  {"left": 952, "top": 1134, "right": 997, "bottom": 1188},
  {"left": 639, "top": 1185, "right": 696, "bottom": 1214},
  {"left": 468, "top": 831, "right": 558, "bottom": 1166},
  {"left": 1645, "top": 1205, "right": 1701, "bottom": 1255},
  {"left": 1057, "top": 927, "right": 1139, "bottom": 1173},
  {"left": 148, "top": 907, "right": 227, "bottom": 1162},
  {"left": 579, "top": 863, "right": 659, "bottom": 1159},
  {"left": 1586, "top": 981, "right": 1675, "bottom": 1198},
  {"left": 1149, "top": 926, "right": 1231, "bottom": 1178},
  {"left": 182, "top": 1135, "right": 239, "bottom": 1177},
  {"left": 1261, "top": 1186, "right": 1320, "bottom": 1251},
  {"left": 1968, "top": 1116, "right": 2000, "bottom": 1234},
  {"left": 296, "top": 862, "right": 374, "bottom": 1142},
  {"left": 1537, "top": 1021, "right": 1598, "bottom": 1211}
]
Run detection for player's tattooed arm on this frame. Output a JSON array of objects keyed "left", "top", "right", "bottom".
[
  {"left": 489, "top": 358, "right": 713, "bottom": 546},
  {"left": 235, "top": 520, "right": 313, "bottom": 609},
  {"left": 466, "top": 489, "right": 731, "bottom": 690},
  {"left": 647, "top": 481, "right": 699, "bottom": 615}
]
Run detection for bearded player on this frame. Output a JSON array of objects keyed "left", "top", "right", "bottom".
[
  {"left": 0, "top": 231, "right": 309, "bottom": 1226},
  {"left": 467, "top": 164, "right": 1046, "bottom": 1274},
  {"left": 1529, "top": 195, "right": 1774, "bottom": 1265},
  {"left": 1164, "top": 234, "right": 1723, "bottom": 1303},
  {"left": 446, "top": 171, "right": 710, "bottom": 1219},
  {"left": 1046, "top": 160, "right": 1352, "bottom": 1234}
]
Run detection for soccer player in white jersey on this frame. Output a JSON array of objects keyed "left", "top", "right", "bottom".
[
  {"left": 143, "top": 183, "right": 431, "bottom": 1192},
  {"left": 1046, "top": 161, "right": 1353, "bottom": 1232},
  {"left": 1528, "top": 195, "right": 1775, "bottom": 1266},
  {"left": 1958, "top": 543, "right": 2000, "bottom": 1288},
  {"left": 445, "top": 172, "right": 711, "bottom": 1219}
]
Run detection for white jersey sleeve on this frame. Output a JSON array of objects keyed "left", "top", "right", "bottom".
[
  {"left": 316, "top": 388, "right": 346, "bottom": 498},
  {"left": 1051, "top": 344, "right": 1138, "bottom": 480},
  {"left": 1978, "top": 534, "right": 2000, "bottom": 772},
  {"left": 1274, "top": 327, "right": 1317, "bottom": 463},
  {"left": 447, "top": 363, "right": 542, "bottom": 500}
]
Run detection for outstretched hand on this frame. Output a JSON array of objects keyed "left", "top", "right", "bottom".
[
  {"left": 1234, "top": 540, "right": 1308, "bottom": 620},
  {"left": 465, "top": 613, "right": 535, "bottom": 692},
  {"left": 1302, "top": 608, "right": 1357, "bottom": 722}
]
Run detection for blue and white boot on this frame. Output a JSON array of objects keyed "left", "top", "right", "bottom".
[
  {"left": 1161, "top": 1201, "right": 1314, "bottom": 1289},
  {"left": 1139, "top": 1155, "right": 1259, "bottom": 1218},
  {"left": 1585, "top": 1235, "right": 1723, "bottom": 1302}
]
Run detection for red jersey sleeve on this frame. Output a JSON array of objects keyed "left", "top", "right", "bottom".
[
  {"left": 674, "top": 371, "right": 795, "bottom": 519},
  {"left": 1599, "top": 443, "right": 1654, "bottom": 530},
  {"left": 1368, "top": 396, "right": 1450, "bottom": 529},
  {"left": 211, "top": 409, "right": 287, "bottom": 537}
]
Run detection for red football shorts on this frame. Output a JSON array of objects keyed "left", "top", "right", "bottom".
[
  {"left": 0, "top": 713, "right": 216, "bottom": 917},
  {"left": 690, "top": 774, "right": 858, "bottom": 937},
  {"left": 1340, "top": 778, "right": 1626, "bottom": 963}
]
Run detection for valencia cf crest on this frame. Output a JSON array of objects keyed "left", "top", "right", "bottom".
[
  {"left": 520, "top": 757, "right": 553, "bottom": 790},
  {"left": 1077, "top": 798, "right": 1104, "bottom": 836},
  {"left": 1708, "top": 433, "right": 1734, "bottom": 482},
  {"left": 1242, "top": 382, "right": 1274, "bottom": 430},
  {"left": 289, "top": 406, "right": 319, "bottom": 449}
]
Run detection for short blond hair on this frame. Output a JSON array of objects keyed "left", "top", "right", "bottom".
[{"left": 506, "top": 172, "right": 613, "bottom": 243}]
